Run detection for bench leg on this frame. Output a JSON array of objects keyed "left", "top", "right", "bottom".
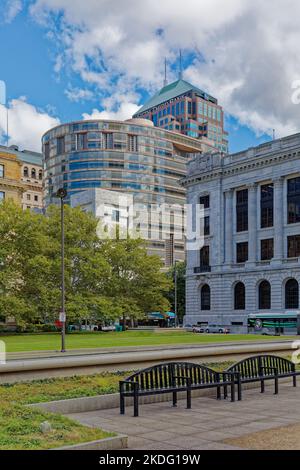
[
  {"left": 230, "top": 380, "right": 235, "bottom": 402},
  {"left": 133, "top": 393, "right": 139, "bottom": 417},
  {"left": 120, "top": 394, "right": 125, "bottom": 415},
  {"left": 237, "top": 379, "right": 242, "bottom": 401},
  {"left": 260, "top": 380, "right": 265, "bottom": 393},
  {"left": 186, "top": 388, "right": 191, "bottom": 409},
  {"left": 274, "top": 377, "right": 279, "bottom": 395},
  {"left": 223, "top": 385, "right": 228, "bottom": 399},
  {"left": 293, "top": 375, "right": 297, "bottom": 387},
  {"left": 217, "top": 386, "right": 221, "bottom": 400},
  {"left": 172, "top": 391, "right": 177, "bottom": 407}
]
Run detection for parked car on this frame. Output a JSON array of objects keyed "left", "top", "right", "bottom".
[
  {"left": 81, "top": 324, "right": 99, "bottom": 331},
  {"left": 205, "top": 324, "right": 230, "bottom": 334},
  {"left": 192, "top": 326, "right": 204, "bottom": 333},
  {"left": 100, "top": 324, "right": 115, "bottom": 332},
  {"left": 184, "top": 323, "right": 196, "bottom": 332}
]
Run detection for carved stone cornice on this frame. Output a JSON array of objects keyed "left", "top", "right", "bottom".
[{"left": 182, "top": 147, "right": 300, "bottom": 187}]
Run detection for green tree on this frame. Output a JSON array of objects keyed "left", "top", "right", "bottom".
[
  {"left": 101, "top": 236, "right": 171, "bottom": 329},
  {"left": 0, "top": 201, "right": 171, "bottom": 329}
]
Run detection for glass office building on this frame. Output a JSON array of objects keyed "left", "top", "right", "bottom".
[
  {"left": 43, "top": 118, "right": 213, "bottom": 264},
  {"left": 133, "top": 79, "right": 228, "bottom": 153}
]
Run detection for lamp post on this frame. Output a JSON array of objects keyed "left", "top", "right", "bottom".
[
  {"left": 174, "top": 260, "right": 178, "bottom": 328},
  {"left": 55, "top": 188, "right": 67, "bottom": 352}
]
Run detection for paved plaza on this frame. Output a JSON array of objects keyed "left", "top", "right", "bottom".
[{"left": 66, "top": 382, "right": 300, "bottom": 450}]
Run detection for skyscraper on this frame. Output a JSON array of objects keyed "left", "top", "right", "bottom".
[{"left": 133, "top": 78, "right": 228, "bottom": 153}]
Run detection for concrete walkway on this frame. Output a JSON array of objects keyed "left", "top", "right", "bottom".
[{"left": 66, "top": 383, "right": 300, "bottom": 450}]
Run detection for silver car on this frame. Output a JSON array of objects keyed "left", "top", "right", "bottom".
[{"left": 205, "top": 324, "right": 230, "bottom": 334}]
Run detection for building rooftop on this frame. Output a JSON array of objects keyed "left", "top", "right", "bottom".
[
  {"left": 0, "top": 145, "right": 43, "bottom": 166},
  {"left": 133, "top": 79, "right": 218, "bottom": 116}
]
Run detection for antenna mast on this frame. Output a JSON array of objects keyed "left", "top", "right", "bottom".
[
  {"left": 179, "top": 49, "right": 183, "bottom": 80},
  {"left": 163, "top": 58, "right": 167, "bottom": 87}
]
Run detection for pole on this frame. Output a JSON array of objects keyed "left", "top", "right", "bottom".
[
  {"left": 61, "top": 197, "right": 66, "bottom": 352},
  {"left": 174, "top": 260, "right": 178, "bottom": 328},
  {"left": 6, "top": 106, "right": 8, "bottom": 147}
]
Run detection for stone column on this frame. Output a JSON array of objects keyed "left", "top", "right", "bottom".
[
  {"left": 248, "top": 183, "right": 257, "bottom": 265},
  {"left": 273, "top": 177, "right": 284, "bottom": 261},
  {"left": 224, "top": 189, "right": 233, "bottom": 265}
]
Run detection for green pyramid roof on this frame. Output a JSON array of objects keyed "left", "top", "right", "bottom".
[{"left": 133, "top": 79, "right": 217, "bottom": 116}]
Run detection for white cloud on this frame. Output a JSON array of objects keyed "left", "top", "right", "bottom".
[
  {"left": 0, "top": 97, "right": 60, "bottom": 152},
  {"left": 65, "top": 86, "right": 94, "bottom": 102},
  {"left": 4, "top": 0, "right": 22, "bottom": 23},
  {"left": 29, "top": 0, "right": 300, "bottom": 138},
  {"left": 82, "top": 95, "right": 140, "bottom": 121}
]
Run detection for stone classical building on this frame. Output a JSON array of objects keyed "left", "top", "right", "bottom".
[
  {"left": 182, "top": 133, "right": 300, "bottom": 332},
  {"left": 0, "top": 145, "right": 43, "bottom": 211},
  {"left": 0, "top": 149, "right": 25, "bottom": 204}
]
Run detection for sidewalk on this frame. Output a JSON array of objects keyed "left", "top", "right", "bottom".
[{"left": 66, "top": 382, "right": 300, "bottom": 450}]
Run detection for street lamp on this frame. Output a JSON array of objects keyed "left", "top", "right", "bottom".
[
  {"left": 55, "top": 188, "right": 67, "bottom": 352},
  {"left": 174, "top": 260, "right": 178, "bottom": 328}
]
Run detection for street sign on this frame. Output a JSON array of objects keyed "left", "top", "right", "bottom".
[{"left": 59, "top": 311, "right": 66, "bottom": 323}]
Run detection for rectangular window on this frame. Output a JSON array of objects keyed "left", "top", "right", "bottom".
[
  {"left": 200, "top": 245, "right": 210, "bottom": 268},
  {"left": 200, "top": 194, "right": 210, "bottom": 209},
  {"left": 0, "top": 164, "right": 4, "bottom": 178},
  {"left": 188, "top": 101, "right": 192, "bottom": 114},
  {"left": 26, "top": 194, "right": 31, "bottom": 201},
  {"left": 287, "top": 235, "right": 300, "bottom": 258},
  {"left": 236, "top": 189, "right": 248, "bottom": 232},
  {"left": 260, "top": 183, "right": 273, "bottom": 228},
  {"left": 77, "top": 133, "right": 88, "bottom": 150},
  {"left": 203, "top": 216, "right": 210, "bottom": 236},
  {"left": 44, "top": 142, "right": 50, "bottom": 160},
  {"left": 57, "top": 136, "right": 65, "bottom": 154},
  {"left": 261, "top": 238, "right": 274, "bottom": 260},
  {"left": 0, "top": 191, "right": 5, "bottom": 201},
  {"left": 34, "top": 195, "right": 38, "bottom": 202},
  {"left": 287, "top": 177, "right": 300, "bottom": 224},
  {"left": 112, "top": 209, "right": 120, "bottom": 222},
  {"left": 236, "top": 242, "right": 248, "bottom": 263}
]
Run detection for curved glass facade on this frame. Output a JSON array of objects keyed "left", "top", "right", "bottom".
[{"left": 43, "top": 118, "right": 209, "bottom": 264}]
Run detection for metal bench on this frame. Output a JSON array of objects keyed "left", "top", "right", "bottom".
[
  {"left": 119, "top": 361, "right": 236, "bottom": 417},
  {"left": 225, "top": 354, "right": 299, "bottom": 400}
]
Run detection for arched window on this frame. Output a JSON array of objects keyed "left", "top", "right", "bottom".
[
  {"left": 234, "top": 282, "right": 245, "bottom": 310},
  {"left": 31, "top": 168, "right": 36, "bottom": 179},
  {"left": 285, "top": 279, "right": 299, "bottom": 309},
  {"left": 23, "top": 167, "right": 28, "bottom": 177},
  {"left": 201, "top": 284, "right": 210, "bottom": 311},
  {"left": 38, "top": 170, "right": 43, "bottom": 180},
  {"left": 259, "top": 280, "right": 271, "bottom": 310}
]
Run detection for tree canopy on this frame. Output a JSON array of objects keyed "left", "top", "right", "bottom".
[{"left": 0, "top": 200, "right": 171, "bottom": 328}]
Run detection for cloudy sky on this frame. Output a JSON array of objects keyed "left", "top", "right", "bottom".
[{"left": 0, "top": 0, "right": 300, "bottom": 152}]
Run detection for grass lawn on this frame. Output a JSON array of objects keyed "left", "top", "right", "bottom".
[
  {"left": 2, "top": 330, "right": 297, "bottom": 353},
  {"left": 0, "top": 372, "right": 120, "bottom": 449},
  {"left": 0, "top": 403, "right": 113, "bottom": 450}
]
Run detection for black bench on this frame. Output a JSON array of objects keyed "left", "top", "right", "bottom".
[
  {"left": 225, "top": 354, "right": 299, "bottom": 400},
  {"left": 119, "top": 361, "right": 236, "bottom": 417}
]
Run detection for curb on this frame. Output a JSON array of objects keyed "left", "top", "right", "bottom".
[{"left": 53, "top": 434, "right": 128, "bottom": 451}]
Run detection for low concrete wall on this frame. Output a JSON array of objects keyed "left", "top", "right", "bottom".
[
  {"left": 1, "top": 341, "right": 295, "bottom": 374},
  {"left": 29, "top": 376, "right": 296, "bottom": 415}
]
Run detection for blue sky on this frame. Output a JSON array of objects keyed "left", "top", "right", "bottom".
[{"left": 1, "top": 1, "right": 299, "bottom": 153}]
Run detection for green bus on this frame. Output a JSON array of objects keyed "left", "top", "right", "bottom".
[{"left": 248, "top": 312, "right": 300, "bottom": 335}]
